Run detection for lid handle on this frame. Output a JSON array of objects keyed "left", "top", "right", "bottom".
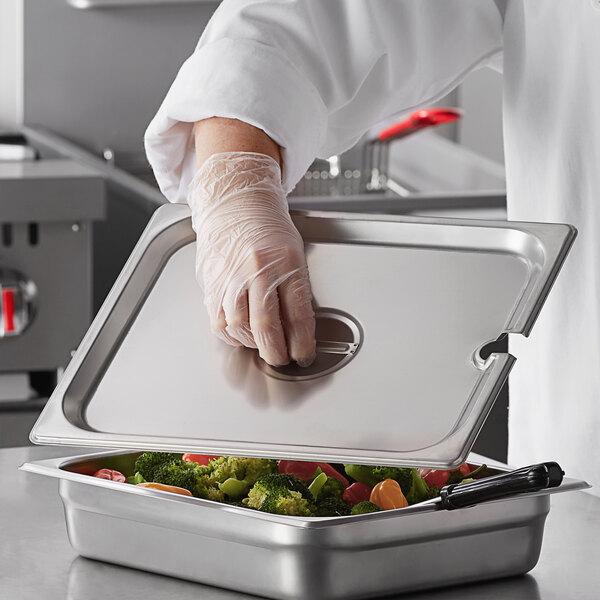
[{"left": 439, "top": 462, "right": 564, "bottom": 510}]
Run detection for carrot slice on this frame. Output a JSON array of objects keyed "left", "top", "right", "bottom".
[{"left": 137, "top": 482, "right": 193, "bottom": 496}]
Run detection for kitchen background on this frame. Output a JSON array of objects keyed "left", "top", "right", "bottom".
[{"left": 0, "top": 0, "right": 506, "bottom": 455}]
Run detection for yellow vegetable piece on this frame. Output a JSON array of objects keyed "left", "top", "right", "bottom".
[{"left": 370, "top": 479, "right": 409, "bottom": 510}]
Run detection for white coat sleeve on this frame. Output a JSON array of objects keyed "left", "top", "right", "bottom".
[{"left": 145, "top": 0, "right": 503, "bottom": 203}]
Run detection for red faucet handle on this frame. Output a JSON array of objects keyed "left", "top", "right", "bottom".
[
  {"left": 2, "top": 288, "right": 16, "bottom": 334},
  {"left": 377, "top": 107, "right": 463, "bottom": 142}
]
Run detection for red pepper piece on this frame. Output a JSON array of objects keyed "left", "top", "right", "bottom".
[
  {"left": 343, "top": 482, "right": 372, "bottom": 507},
  {"left": 316, "top": 463, "right": 349, "bottom": 487},
  {"left": 93, "top": 468, "right": 126, "bottom": 483},
  {"left": 419, "top": 463, "right": 476, "bottom": 489},
  {"left": 278, "top": 460, "right": 349, "bottom": 487},
  {"left": 278, "top": 460, "right": 321, "bottom": 481},
  {"left": 182, "top": 454, "right": 220, "bottom": 466}
]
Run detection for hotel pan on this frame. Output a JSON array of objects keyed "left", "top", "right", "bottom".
[
  {"left": 23, "top": 204, "right": 585, "bottom": 597},
  {"left": 21, "top": 451, "right": 589, "bottom": 600}
]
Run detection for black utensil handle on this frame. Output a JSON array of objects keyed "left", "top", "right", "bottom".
[{"left": 439, "top": 462, "right": 564, "bottom": 510}]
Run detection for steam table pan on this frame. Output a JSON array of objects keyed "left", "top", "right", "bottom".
[
  {"left": 22, "top": 451, "right": 589, "bottom": 599},
  {"left": 24, "top": 204, "right": 585, "bottom": 598}
]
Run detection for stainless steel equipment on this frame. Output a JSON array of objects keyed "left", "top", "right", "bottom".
[
  {"left": 0, "top": 268, "right": 37, "bottom": 338},
  {"left": 0, "top": 155, "right": 105, "bottom": 384},
  {"left": 293, "top": 108, "right": 463, "bottom": 199},
  {"left": 289, "top": 131, "right": 506, "bottom": 221},
  {"left": 31, "top": 204, "right": 574, "bottom": 467},
  {"left": 21, "top": 451, "right": 589, "bottom": 600},
  {"left": 1, "top": 0, "right": 217, "bottom": 312},
  {"left": 6, "top": 445, "right": 597, "bottom": 600},
  {"left": 0, "top": 131, "right": 147, "bottom": 447}
]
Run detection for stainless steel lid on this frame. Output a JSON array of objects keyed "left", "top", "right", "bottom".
[{"left": 31, "top": 204, "right": 575, "bottom": 468}]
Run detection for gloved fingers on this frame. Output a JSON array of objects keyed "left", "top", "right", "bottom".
[
  {"left": 278, "top": 267, "right": 316, "bottom": 367},
  {"left": 248, "top": 274, "right": 289, "bottom": 367},
  {"left": 223, "top": 287, "right": 257, "bottom": 348},
  {"left": 204, "top": 293, "right": 243, "bottom": 347}
]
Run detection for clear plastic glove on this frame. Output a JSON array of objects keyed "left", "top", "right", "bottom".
[{"left": 188, "top": 152, "right": 316, "bottom": 367}]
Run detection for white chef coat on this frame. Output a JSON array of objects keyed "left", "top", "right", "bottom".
[{"left": 145, "top": 0, "right": 600, "bottom": 495}]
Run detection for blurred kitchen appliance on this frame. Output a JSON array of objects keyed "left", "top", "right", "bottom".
[
  {"left": 294, "top": 108, "right": 464, "bottom": 199},
  {"left": 0, "top": 137, "right": 105, "bottom": 401},
  {"left": 0, "top": 0, "right": 220, "bottom": 310}
]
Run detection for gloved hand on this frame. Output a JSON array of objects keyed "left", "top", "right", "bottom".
[{"left": 188, "top": 152, "right": 316, "bottom": 367}]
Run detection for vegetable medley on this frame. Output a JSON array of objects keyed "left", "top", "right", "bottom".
[{"left": 92, "top": 453, "right": 484, "bottom": 517}]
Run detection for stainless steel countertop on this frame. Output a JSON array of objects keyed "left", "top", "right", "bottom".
[{"left": 3, "top": 445, "right": 599, "bottom": 600}]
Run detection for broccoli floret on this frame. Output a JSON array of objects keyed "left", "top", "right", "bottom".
[
  {"left": 378, "top": 468, "right": 436, "bottom": 504},
  {"left": 242, "top": 458, "right": 279, "bottom": 483},
  {"left": 244, "top": 473, "right": 311, "bottom": 504},
  {"left": 194, "top": 462, "right": 215, "bottom": 479},
  {"left": 345, "top": 464, "right": 412, "bottom": 489},
  {"left": 261, "top": 492, "right": 313, "bottom": 516},
  {"left": 150, "top": 456, "right": 279, "bottom": 502},
  {"left": 153, "top": 460, "right": 202, "bottom": 495},
  {"left": 153, "top": 459, "right": 225, "bottom": 502},
  {"left": 375, "top": 467, "right": 413, "bottom": 492},
  {"left": 245, "top": 473, "right": 314, "bottom": 516},
  {"left": 134, "top": 452, "right": 181, "bottom": 481},
  {"left": 208, "top": 457, "right": 278, "bottom": 499},
  {"left": 351, "top": 501, "right": 382, "bottom": 515},
  {"left": 344, "top": 464, "right": 403, "bottom": 487},
  {"left": 208, "top": 456, "right": 277, "bottom": 484},
  {"left": 319, "top": 477, "right": 346, "bottom": 501},
  {"left": 314, "top": 497, "right": 351, "bottom": 517},
  {"left": 204, "top": 486, "right": 226, "bottom": 502}
]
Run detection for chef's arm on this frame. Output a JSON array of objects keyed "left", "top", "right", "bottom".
[
  {"left": 146, "top": 0, "right": 504, "bottom": 367},
  {"left": 193, "top": 117, "right": 280, "bottom": 169},
  {"left": 146, "top": 0, "right": 503, "bottom": 202}
]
